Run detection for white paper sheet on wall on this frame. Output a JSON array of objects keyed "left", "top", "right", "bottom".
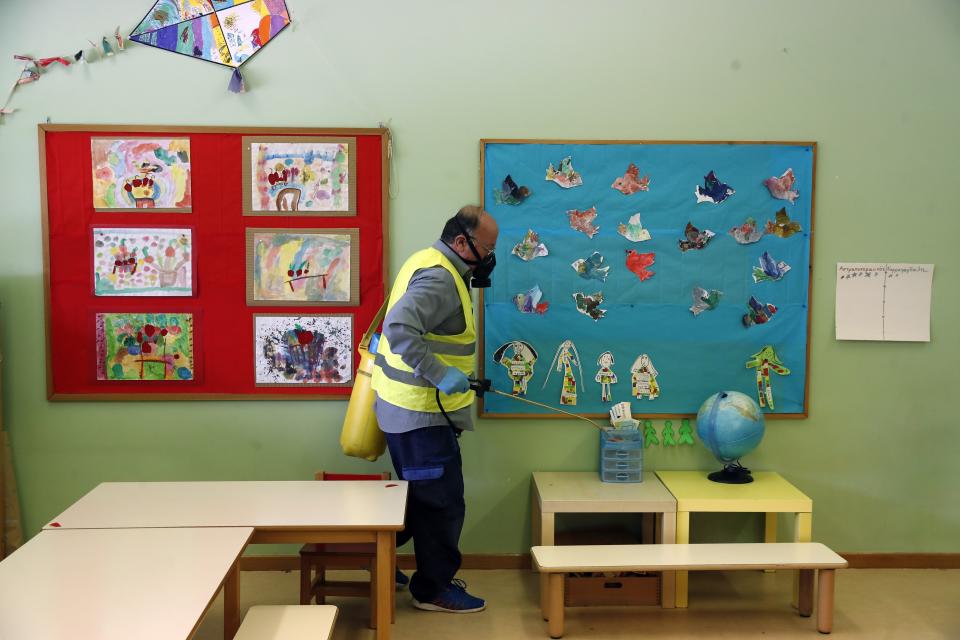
[{"left": 835, "top": 263, "right": 934, "bottom": 341}]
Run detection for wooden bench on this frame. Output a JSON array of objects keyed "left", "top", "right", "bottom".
[
  {"left": 234, "top": 605, "right": 338, "bottom": 640},
  {"left": 532, "top": 542, "right": 847, "bottom": 637}
]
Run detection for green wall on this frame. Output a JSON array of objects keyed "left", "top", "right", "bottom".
[{"left": 1, "top": 1, "right": 957, "bottom": 554}]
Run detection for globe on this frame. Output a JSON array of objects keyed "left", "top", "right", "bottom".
[{"left": 696, "top": 390, "right": 765, "bottom": 484}]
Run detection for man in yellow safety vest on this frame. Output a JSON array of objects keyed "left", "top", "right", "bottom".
[{"left": 371, "top": 205, "right": 498, "bottom": 613}]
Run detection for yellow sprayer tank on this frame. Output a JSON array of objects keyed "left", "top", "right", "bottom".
[{"left": 340, "top": 324, "right": 386, "bottom": 461}]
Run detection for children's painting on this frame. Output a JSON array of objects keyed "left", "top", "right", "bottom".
[
  {"left": 96, "top": 312, "right": 194, "bottom": 381},
  {"left": 243, "top": 137, "right": 356, "bottom": 215},
  {"left": 254, "top": 314, "right": 353, "bottom": 386},
  {"left": 246, "top": 228, "right": 359, "bottom": 306},
  {"left": 91, "top": 138, "right": 192, "bottom": 211},
  {"left": 93, "top": 228, "right": 193, "bottom": 296}
]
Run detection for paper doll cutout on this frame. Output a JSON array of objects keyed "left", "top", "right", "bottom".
[
  {"left": 545, "top": 156, "right": 582, "bottom": 188},
  {"left": 643, "top": 419, "right": 659, "bottom": 448},
  {"left": 571, "top": 251, "right": 610, "bottom": 281},
  {"left": 567, "top": 206, "right": 600, "bottom": 238},
  {"left": 677, "top": 418, "right": 695, "bottom": 445},
  {"left": 572, "top": 291, "right": 606, "bottom": 321},
  {"left": 765, "top": 207, "right": 803, "bottom": 238},
  {"left": 743, "top": 296, "right": 778, "bottom": 327},
  {"left": 542, "top": 339, "right": 584, "bottom": 406},
  {"left": 595, "top": 351, "right": 617, "bottom": 402},
  {"left": 695, "top": 170, "right": 735, "bottom": 204},
  {"left": 678, "top": 222, "right": 715, "bottom": 252},
  {"left": 763, "top": 168, "right": 799, "bottom": 203},
  {"left": 512, "top": 228, "right": 549, "bottom": 261},
  {"left": 745, "top": 345, "right": 790, "bottom": 410},
  {"left": 729, "top": 217, "right": 764, "bottom": 244},
  {"left": 611, "top": 163, "right": 650, "bottom": 194},
  {"left": 690, "top": 286, "right": 723, "bottom": 315},
  {"left": 661, "top": 420, "right": 676, "bottom": 446},
  {"left": 494, "top": 174, "right": 531, "bottom": 205},
  {"left": 514, "top": 285, "right": 549, "bottom": 314},
  {"left": 630, "top": 353, "right": 659, "bottom": 400},
  {"left": 752, "top": 251, "right": 791, "bottom": 283},
  {"left": 617, "top": 213, "right": 651, "bottom": 242},
  {"left": 493, "top": 340, "right": 538, "bottom": 396},
  {"left": 625, "top": 250, "right": 655, "bottom": 281}
]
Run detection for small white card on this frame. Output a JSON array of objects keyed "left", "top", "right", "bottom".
[{"left": 835, "top": 263, "right": 934, "bottom": 341}]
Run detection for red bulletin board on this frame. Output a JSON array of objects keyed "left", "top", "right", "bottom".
[{"left": 39, "top": 125, "right": 389, "bottom": 400}]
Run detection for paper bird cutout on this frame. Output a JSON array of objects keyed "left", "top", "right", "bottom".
[
  {"left": 764, "top": 168, "right": 799, "bottom": 203},
  {"left": 695, "top": 170, "right": 735, "bottom": 204},
  {"left": 678, "top": 222, "right": 715, "bottom": 252},
  {"left": 494, "top": 174, "right": 531, "bottom": 205},
  {"left": 625, "top": 250, "right": 655, "bottom": 281},
  {"left": 611, "top": 163, "right": 650, "bottom": 194},
  {"left": 512, "top": 229, "right": 548, "bottom": 261},
  {"left": 745, "top": 345, "right": 790, "bottom": 410},
  {"left": 690, "top": 286, "right": 722, "bottom": 315},
  {"left": 571, "top": 252, "right": 610, "bottom": 281},
  {"left": 743, "top": 296, "right": 778, "bottom": 327},
  {"left": 567, "top": 206, "right": 600, "bottom": 238},
  {"left": 728, "top": 216, "right": 765, "bottom": 244},
  {"left": 513, "top": 285, "right": 549, "bottom": 315},
  {"left": 545, "top": 156, "right": 582, "bottom": 188},
  {"left": 617, "top": 213, "right": 651, "bottom": 242},
  {"left": 572, "top": 291, "right": 606, "bottom": 321},
  {"left": 752, "top": 251, "right": 791, "bottom": 283},
  {"left": 765, "top": 207, "right": 803, "bottom": 238}
]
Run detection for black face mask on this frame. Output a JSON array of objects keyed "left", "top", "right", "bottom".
[{"left": 447, "top": 217, "right": 496, "bottom": 288}]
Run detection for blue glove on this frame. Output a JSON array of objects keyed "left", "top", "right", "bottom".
[{"left": 437, "top": 367, "right": 470, "bottom": 395}]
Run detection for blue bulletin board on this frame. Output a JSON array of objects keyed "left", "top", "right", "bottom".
[{"left": 478, "top": 140, "right": 815, "bottom": 418}]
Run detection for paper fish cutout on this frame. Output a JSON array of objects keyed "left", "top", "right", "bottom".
[
  {"left": 567, "top": 206, "right": 600, "bottom": 238},
  {"left": 625, "top": 250, "right": 655, "bottom": 281},
  {"left": 765, "top": 208, "right": 803, "bottom": 238},
  {"left": 514, "top": 285, "right": 549, "bottom": 314},
  {"left": 611, "top": 163, "right": 650, "bottom": 194},
  {"left": 690, "top": 286, "right": 723, "bottom": 315},
  {"left": 493, "top": 340, "right": 538, "bottom": 396},
  {"left": 743, "top": 296, "right": 778, "bottom": 327},
  {"left": 764, "top": 168, "right": 799, "bottom": 203},
  {"left": 695, "top": 170, "right": 735, "bottom": 204},
  {"left": 595, "top": 351, "right": 618, "bottom": 403},
  {"left": 571, "top": 252, "right": 609, "bottom": 281},
  {"left": 494, "top": 174, "right": 531, "bottom": 205},
  {"left": 617, "top": 213, "right": 651, "bottom": 242},
  {"left": 729, "top": 216, "right": 765, "bottom": 244},
  {"left": 545, "top": 156, "right": 582, "bottom": 188},
  {"left": 512, "top": 229, "right": 548, "bottom": 261},
  {"left": 745, "top": 345, "right": 790, "bottom": 410},
  {"left": 572, "top": 291, "right": 606, "bottom": 321},
  {"left": 678, "top": 222, "right": 715, "bottom": 252},
  {"left": 752, "top": 251, "right": 791, "bottom": 283},
  {"left": 630, "top": 354, "right": 659, "bottom": 400},
  {"left": 542, "top": 339, "right": 584, "bottom": 405}
]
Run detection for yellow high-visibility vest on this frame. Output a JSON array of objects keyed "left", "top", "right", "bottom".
[{"left": 371, "top": 247, "right": 476, "bottom": 412}]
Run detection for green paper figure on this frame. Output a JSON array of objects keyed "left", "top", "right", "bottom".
[
  {"left": 678, "top": 418, "right": 695, "bottom": 445},
  {"left": 643, "top": 419, "right": 659, "bottom": 448},
  {"left": 661, "top": 420, "right": 676, "bottom": 446}
]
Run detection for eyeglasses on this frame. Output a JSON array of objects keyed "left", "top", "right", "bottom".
[{"left": 468, "top": 235, "right": 496, "bottom": 254}]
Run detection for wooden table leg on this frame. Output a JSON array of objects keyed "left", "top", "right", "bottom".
[
  {"left": 547, "top": 573, "right": 565, "bottom": 639},
  {"left": 797, "top": 569, "right": 814, "bottom": 617},
  {"left": 375, "top": 531, "right": 392, "bottom": 640},
  {"left": 675, "top": 511, "right": 690, "bottom": 608},
  {"left": 534, "top": 494, "right": 555, "bottom": 622},
  {"left": 817, "top": 569, "right": 835, "bottom": 633},
  {"left": 223, "top": 559, "right": 240, "bottom": 640},
  {"left": 764, "top": 512, "right": 778, "bottom": 573},
  {"left": 793, "top": 512, "right": 813, "bottom": 608},
  {"left": 659, "top": 511, "right": 677, "bottom": 609}
]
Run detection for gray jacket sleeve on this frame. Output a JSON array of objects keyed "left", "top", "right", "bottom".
[{"left": 381, "top": 266, "right": 467, "bottom": 386}]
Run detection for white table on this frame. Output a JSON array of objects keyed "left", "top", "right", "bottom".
[
  {"left": 44, "top": 481, "right": 408, "bottom": 640},
  {"left": 0, "top": 527, "right": 253, "bottom": 640}
]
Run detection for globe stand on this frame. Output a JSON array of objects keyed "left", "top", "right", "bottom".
[{"left": 707, "top": 461, "right": 754, "bottom": 484}]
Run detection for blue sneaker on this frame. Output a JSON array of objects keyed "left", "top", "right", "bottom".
[
  {"left": 396, "top": 569, "right": 410, "bottom": 591},
  {"left": 412, "top": 579, "right": 486, "bottom": 613}
]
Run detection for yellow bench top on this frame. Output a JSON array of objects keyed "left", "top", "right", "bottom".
[{"left": 656, "top": 471, "right": 812, "bottom": 512}]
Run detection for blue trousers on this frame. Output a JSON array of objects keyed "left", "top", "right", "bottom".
[{"left": 384, "top": 425, "right": 465, "bottom": 602}]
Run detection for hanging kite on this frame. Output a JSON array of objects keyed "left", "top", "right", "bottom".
[
  {"left": 129, "top": 0, "right": 292, "bottom": 92},
  {"left": 745, "top": 345, "right": 790, "bottom": 410}
]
